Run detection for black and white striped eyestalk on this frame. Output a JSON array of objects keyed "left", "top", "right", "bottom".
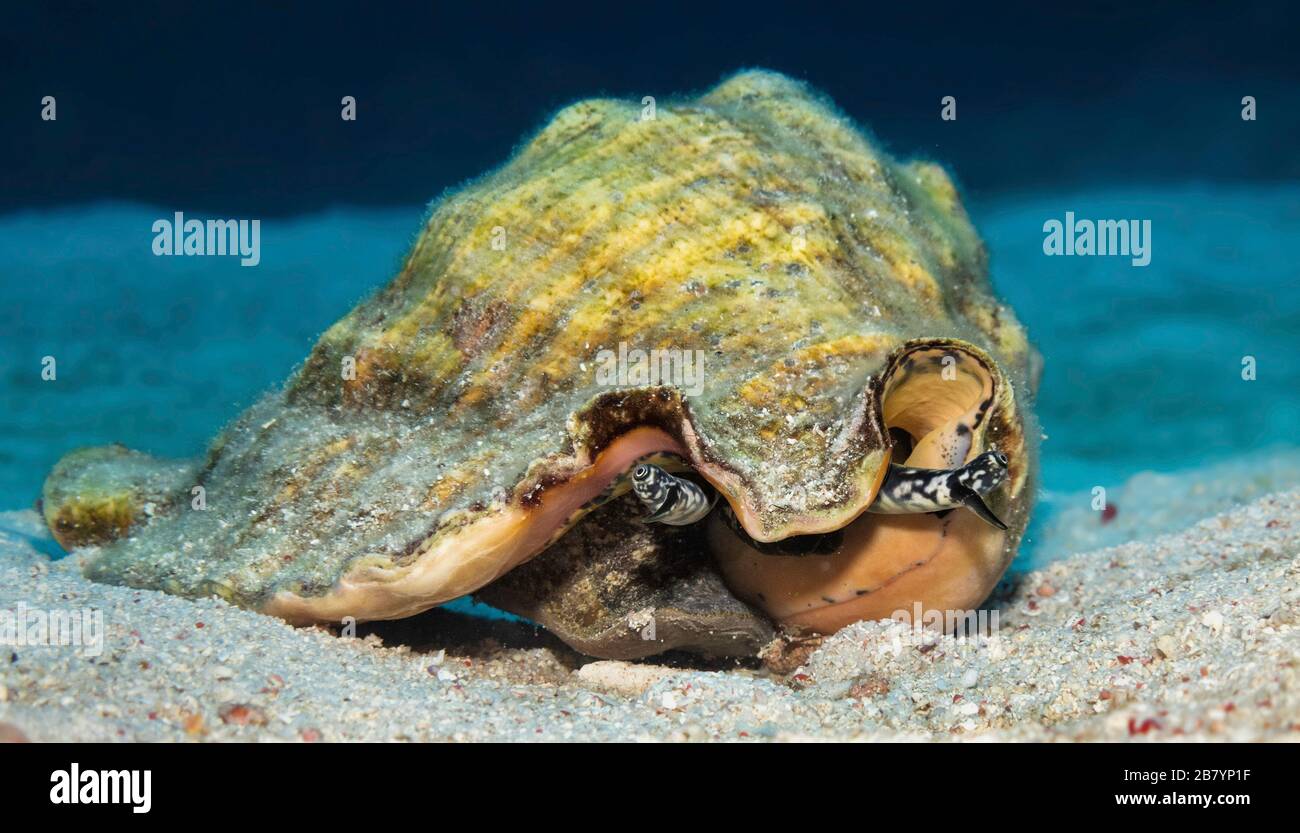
[
  {"left": 868, "top": 449, "right": 1010, "bottom": 529},
  {"left": 630, "top": 463, "right": 717, "bottom": 525}
]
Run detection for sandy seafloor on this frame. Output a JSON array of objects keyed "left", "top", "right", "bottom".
[{"left": 2, "top": 478, "right": 1298, "bottom": 742}]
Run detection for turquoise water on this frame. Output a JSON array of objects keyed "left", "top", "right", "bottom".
[
  {"left": 977, "top": 185, "right": 1300, "bottom": 495},
  {"left": 3, "top": 185, "right": 1298, "bottom": 564}
]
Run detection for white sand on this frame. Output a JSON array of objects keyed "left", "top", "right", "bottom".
[
  {"left": 1027, "top": 447, "right": 1300, "bottom": 568},
  {"left": 2, "top": 490, "right": 1298, "bottom": 742}
]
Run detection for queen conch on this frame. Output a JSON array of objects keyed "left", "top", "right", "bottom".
[{"left": 41, "top": 70, "right": 1039, "bottom": 660}]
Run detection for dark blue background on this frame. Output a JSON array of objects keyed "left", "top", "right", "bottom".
[{"left": 3, "top": 1, "right": 1297, "bottom": 215}]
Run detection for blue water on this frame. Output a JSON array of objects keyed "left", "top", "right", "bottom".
[
  {"left": 2, "top": 185, "right": 1298, "bottom": 564},
  {"left": 977, "top": 185, "right": 1300, "bottom": 494}
]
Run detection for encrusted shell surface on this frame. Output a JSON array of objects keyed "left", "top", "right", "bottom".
[{"left": 45, "top": 70, "right": 1036, "bottom": 624}]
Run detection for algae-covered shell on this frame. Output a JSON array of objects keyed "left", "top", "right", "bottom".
[{"left": 43, "top": 70, "right": 1038, "bottom": 655}]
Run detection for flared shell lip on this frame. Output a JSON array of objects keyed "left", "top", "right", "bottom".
[
  {"left": 512, "top": 336, "right": 1012, "bottom": 544},
  {"left": 253, "top": 336, "right": 1021, "bottom": 625}
]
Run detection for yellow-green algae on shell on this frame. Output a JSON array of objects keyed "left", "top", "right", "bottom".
[{"left": 43, "top": 70, "right": 1037, "bottom": 627}]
